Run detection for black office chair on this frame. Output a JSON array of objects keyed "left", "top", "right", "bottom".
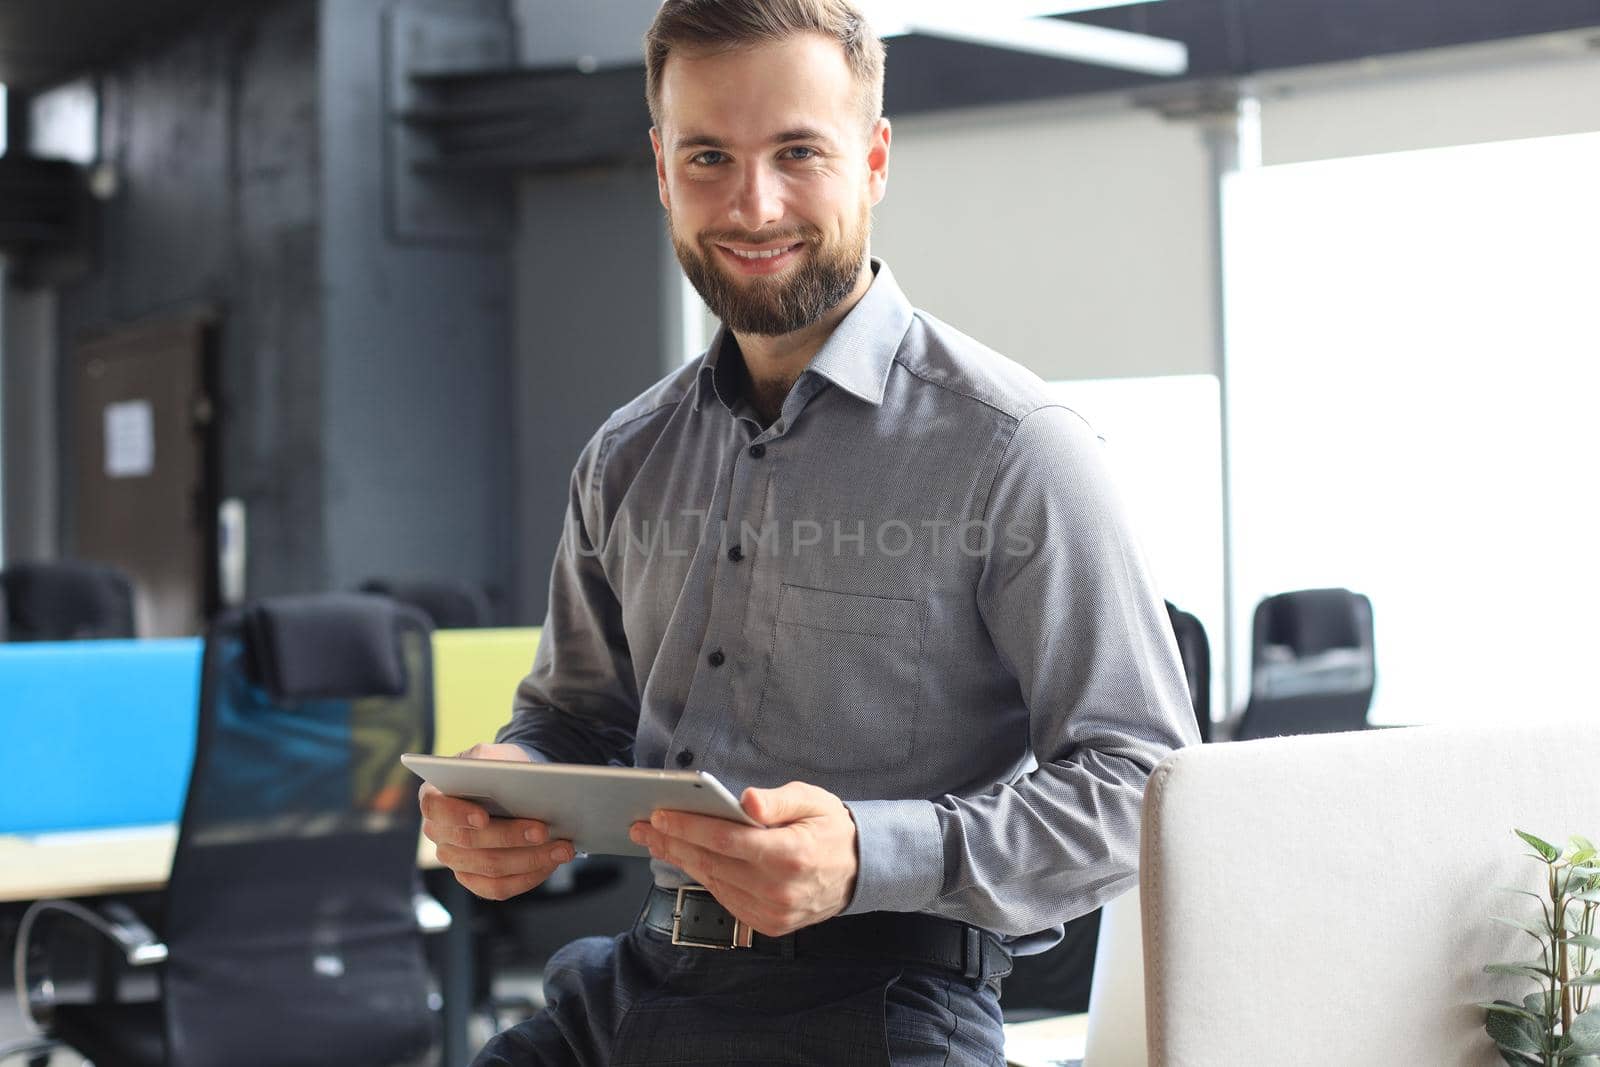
[
  {"left": 1000, "top": 599, "right": 1213, "bottom": 1020},
  {"left": 1234, "top": 587, "right": 1376, "bottom": 740},
  {"left": 0, "top": 560, "right": 136, "bottom": 641},
  {"left": 360, "top": 577, "right": 493, "bottom": 629},
  {"left": 14, "top": 594, "right": 447, "bottom": 1067},
  {"left": 1165, "top": 600, "right": 1212, "bottom": 742}
]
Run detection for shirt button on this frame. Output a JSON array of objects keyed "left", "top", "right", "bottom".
[
  {"left": 727, "top": 545, "right": 744, "bottom": 563},
  {"left": 675, "top": 750, "right": 695, "bottom": 768},
  {"left": 748, "top": 444, "right": 766, "bottom": 459},
  {"left": 707, "top": 649, "right": 725, "bottom": 668}
]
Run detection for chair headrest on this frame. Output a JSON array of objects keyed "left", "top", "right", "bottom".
[
  {"left": 358, "top": 577, "right": 491, "bottom": 628},
  {"left": 243, "top": 593, "right": 425, "bottom": 702},
  {"left": 1262, "top": 588, "right": 1368, "bottom": 655},
  {"left": 1, "top": 560, "right": 136, "bottom": 640}
]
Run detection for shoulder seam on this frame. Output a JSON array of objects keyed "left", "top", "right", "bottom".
[
  {"left": 976, "top": 403, "right": 1088, "bottom": 524},
  {"left": 590, "top": 394, "right": 686, "bottom": 498},
  {"left": 894, "top": 355, "right": 1021, "bottom": 422}
]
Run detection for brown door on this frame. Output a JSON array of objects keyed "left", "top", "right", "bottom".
[{"left": 71, "top": 314, "right": 216, "bottom": 637}]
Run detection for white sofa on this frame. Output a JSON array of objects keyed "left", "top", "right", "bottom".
[{"left": 1139, "top": 723, "right": 1598, "bottom": 1065}]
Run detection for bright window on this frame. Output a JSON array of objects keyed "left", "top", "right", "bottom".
[{"left": 1223, "top": 130, "right": 1600, "bottom": 726}]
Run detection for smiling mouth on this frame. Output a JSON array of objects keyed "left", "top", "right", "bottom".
[{"left": 720, "top": 242, "right": 805, "bottom": 260}]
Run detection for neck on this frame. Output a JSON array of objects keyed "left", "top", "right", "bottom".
[{"left": 731, "top": 261, "right": 875, "bottom": 425}]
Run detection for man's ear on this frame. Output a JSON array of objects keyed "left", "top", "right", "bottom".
[
  {"left": 650, "top": 126, "right": 671, "bottom": 210},
  {"left": 866, "top": 117, "right": 891, "bottom": 206}
]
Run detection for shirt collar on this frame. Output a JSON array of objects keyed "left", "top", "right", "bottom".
[{"left": 693, "top": 257, "right": 912, "bottom": 413}]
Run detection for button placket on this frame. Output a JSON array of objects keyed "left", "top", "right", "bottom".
[{"left": 674, "top": 430, "right": 765, "bottom": 768}]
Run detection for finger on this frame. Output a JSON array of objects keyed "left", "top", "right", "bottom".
[
  {"left": 640, "top": 829, "right": 759, "bottom": 891},
  {"left": 457, "top": 742, "right": 533, "bottom": 763},
  {"left": 455, "top": 866, "right": 557, "bottom": 902},
  {"left": 650, "top": 809, "right": 772, "bottom": 864},
  {"left": 740, "top": 782, "right": 829, "bottom": 827},
  {"left": 422, "top": 816, "right": 550, "bottom": 849},
  {"left": 436, "top": 840, "right": 575, "bottom": 880},
  {"left": 418, "top": 783, "right": 491, "bottom": 829}
]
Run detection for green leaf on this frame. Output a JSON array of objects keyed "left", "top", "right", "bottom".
[
  {"left": 1569, "top": 973, "right": 1600, "bottom": 987},
  {"left": 1496, "top": 916, "right": 1556, "bottom": 941},
  {"left": 1565, "top": 935, "right": 1600, "bottom": 951},
  {"left": 1526, "top": 991, "right": 1550, "bottom": 1015},
  {"left": 1572, "top": 835, "right": 1597, "bottom": 854},
  {"left": 1499, "top": 1051, "right": 1541, "bottom": 1067},
  {"left": 1574, "top": 889, "right": 1600, "bottom": 904},
  {"left": 1573, "top": 851, "right": 1599, "bottom": 868},
  {"left": 1487, "top": 1003, "right": 1544, "bottom": 1054},
  {"left": 1481, "top": 1001, "right": 1543, "bottom": 1024},
  {"left": 1520, "top": 830, "right": 1562, "bottom": 862},
  {"left": 1568, "top": 1011, "right": 1600, "bottom": 1052},
  {"left": 1487, "top": 962, "right": 1556, "bottom": 981}
]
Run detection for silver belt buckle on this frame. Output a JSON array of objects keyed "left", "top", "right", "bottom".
[{"left": 670, "top": 886, "right": 753, "bottom": 950}]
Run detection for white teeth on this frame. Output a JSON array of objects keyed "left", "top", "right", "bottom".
[{"left": 729, "top": 245, "right": 795, "bottom": 259}]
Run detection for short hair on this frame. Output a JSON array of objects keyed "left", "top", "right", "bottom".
[{"left": 644, "top": 0, "right": 886, "bottom": 135}]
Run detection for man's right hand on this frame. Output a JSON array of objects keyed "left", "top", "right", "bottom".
[{"left": 418, "top": 742, "right": 576, "bottom": 900}]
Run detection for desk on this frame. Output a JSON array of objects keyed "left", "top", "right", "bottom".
[
  {"left": 6, "top": 828, "right": 1090, "bottom": 1066},
  {"left": 1002, "top": 1013, "right": 1089, "bottom": 1066},
  {"left": 0, "top": 827, "right": 470, "bottom": 1066},
  {"left": 0, "top": 826, "right": 443, "bottom": 901}
]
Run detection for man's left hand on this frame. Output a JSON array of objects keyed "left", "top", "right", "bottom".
[{"left": 629, "top": 781, "right": 858, "bottom": 938}]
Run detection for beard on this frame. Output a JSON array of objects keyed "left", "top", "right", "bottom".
[{"left": 670, "top": 203, "right": 870, "bottom": 337}]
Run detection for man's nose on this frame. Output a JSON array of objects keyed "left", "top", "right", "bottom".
[{"left": 728, "top": 161, "right": 784, "bottom": 233}]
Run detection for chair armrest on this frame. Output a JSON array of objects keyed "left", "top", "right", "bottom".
[
  {"left": 413, "top": 891, "right": 452, "bottom": 934},
  {"left": 16, "top": 899, "right": 167, "bottom": 970},
  {"left": 12, "top": 899, "right": 167, "bottom": 1033}
]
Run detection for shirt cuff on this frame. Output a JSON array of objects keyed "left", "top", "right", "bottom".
[
  {"left": 512, "top": 743, "right": 550, "bottom": 763},
  {"left": 840, "top": 799, "right": 944, "bottom": 915}
]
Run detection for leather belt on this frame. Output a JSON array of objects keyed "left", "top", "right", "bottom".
[{"left": 638, "top": 885, "right": 1013, "bottom": 985}]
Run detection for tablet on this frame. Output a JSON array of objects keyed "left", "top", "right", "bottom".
[{"left": 400, "top": 753, "right": 762, "bottom": 858}]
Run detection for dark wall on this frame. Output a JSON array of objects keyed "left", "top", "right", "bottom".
[
  {"left": 319, "top": 0, "right": 513, "bottom": 609},
  {"left": 511, "top": 162, "right": 680, "bottom": 624},
  {"left": 1, "top": 276, "right": 58, "bottom": 562},
  {"left": 50, "top": 0, "right": 520, "bottom": 609},
  {"left": 35, "top": 0, "right": 677, "bottom": 621},
  {"left": 54, "top": 0, "right": 327, "bottom": 597}
]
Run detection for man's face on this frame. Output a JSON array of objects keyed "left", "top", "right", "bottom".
[{"left": 651, "top": 33, "right": 890, "bottom": 337}]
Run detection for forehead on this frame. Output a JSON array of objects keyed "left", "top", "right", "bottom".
[{"left": 657, "top": 32, "right": 858, "bottom": 145}]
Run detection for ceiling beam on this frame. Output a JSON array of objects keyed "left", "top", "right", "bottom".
[{"left": 902, "top": 13, "right": 1187, "bottom": 76}]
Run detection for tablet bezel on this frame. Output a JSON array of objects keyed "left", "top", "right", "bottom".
[{"left": 401, "top": 753, "right": 761, "bottom": 858}]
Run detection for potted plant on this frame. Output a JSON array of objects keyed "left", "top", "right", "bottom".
[{"left": 1482, "top": 830, "right": 1600, "bottom": 1065}]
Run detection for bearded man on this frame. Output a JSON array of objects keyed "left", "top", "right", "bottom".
[{"left": 421, "top": 1, "right": 1198, "bottom": 1063}]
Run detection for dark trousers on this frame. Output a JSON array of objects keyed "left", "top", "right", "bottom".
[{"left": 473, "top": 924, "right": 1006, "bottom": 1066}]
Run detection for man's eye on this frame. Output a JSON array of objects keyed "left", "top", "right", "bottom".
[
  {"left": 690, "top": 151, "right": 726, "bottom": 166},
  {"left": 782, "top": 147, "right": 817, "bottom": 161}
]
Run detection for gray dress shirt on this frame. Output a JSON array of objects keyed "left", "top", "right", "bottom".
[{"left": 498, "top": 258, "right": 1198, "bottom": 952}]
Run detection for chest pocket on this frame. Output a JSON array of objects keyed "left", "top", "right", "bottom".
[{"left": 752, "top": 584, "right": 923, "bottom": 774}]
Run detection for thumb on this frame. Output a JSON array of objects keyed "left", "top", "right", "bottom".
[{"left": 742, "top": 781, "right": 828, "bottom": 827}]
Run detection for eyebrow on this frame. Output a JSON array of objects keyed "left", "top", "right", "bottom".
[{"left": 676, "top": 127, "right": 834, "bottom": 151}]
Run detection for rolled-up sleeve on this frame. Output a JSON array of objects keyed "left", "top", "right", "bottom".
[
  {"left": 844, "top": 404, "right": 1199, "bottom": 936},
  {"left": 496, "top": 432, "right": 640, "bottom": 767}
]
